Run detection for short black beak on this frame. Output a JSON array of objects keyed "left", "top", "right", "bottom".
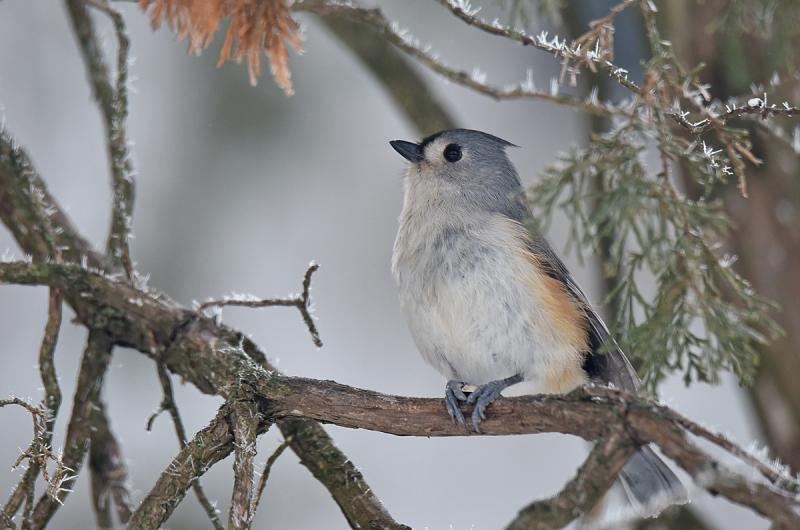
[{"left": 390, "top": 140, "right": 424, "bottom": 163}]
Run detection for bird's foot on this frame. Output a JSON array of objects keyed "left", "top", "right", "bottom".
[
  {"left": 466, "top": 374, "right": 523, "bottom": 432},
  {"left": 444, "top": 380, "right": 467, "bottom": 427}
]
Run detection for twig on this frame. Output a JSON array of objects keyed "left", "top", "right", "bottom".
[
  {"left": 228, "top": 401, "right": 260, "bottom": 530},
  {"left": 89, "top": 401, "right": 133, "bottom": 528},
  {"left": 146, "top": 358, "right": 226, "bottom": 530},
  {"left": 0, "top": 398, "right": 70, "bottom": 528},
  {"left": 434, "top": 0, "right": 641, "bottom": 93},
  {"left": 278, "top": 418, "right": 411, "bottom": 530},
  {"left": 250, "top": 437, "right": 291, "bottom": 517},
  {"left": 3, "top": 288, "right": 64, "bottom": 525},
  {"left": 65, "top": 0, "right": 135, "bottom": 279},
  {"left": 294, "top": 1, "right": 631, "bottom": 119},
  {"left": 669, "top": 100, "right": 800, "bottom": 136},
  {"left": 663, "top": 406, "right": 800, "bottom": 493},
  {"left": 198, "top": 262, "right": 323, "bottom": 348}
]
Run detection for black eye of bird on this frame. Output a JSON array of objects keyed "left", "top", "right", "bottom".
[{"left": 443, "top": 143, "right": 462, "bottom": 162}]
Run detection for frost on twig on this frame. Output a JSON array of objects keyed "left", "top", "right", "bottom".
[
  {"left": 66, "top": 0, "right": 136, "bottom": 279},
  {"left": 197, "top": 262, "right": 323, "bottom": 347}
]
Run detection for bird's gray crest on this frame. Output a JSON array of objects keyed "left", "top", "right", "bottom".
[{"left": 418, "top": 128, "right": 518, "bottom": 150}]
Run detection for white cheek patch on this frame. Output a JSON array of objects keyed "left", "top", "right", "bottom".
[
  {"left": 423, "top": 137, "right": 469, "bottom": 169},
  {"left": 424, "top": 137, "right": 449, "bottom": 165}
]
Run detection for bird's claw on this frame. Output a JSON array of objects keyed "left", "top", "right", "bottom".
[
  {"left": 465, "top": 374, "right": 523, "bottom": 432},
  {"left": 444, "top": 380, "right": 467, "bottom": 427}
]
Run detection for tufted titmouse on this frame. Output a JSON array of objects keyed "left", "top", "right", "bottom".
[{"left": 389, "top": 128, "right": 686, "bottom": 511}]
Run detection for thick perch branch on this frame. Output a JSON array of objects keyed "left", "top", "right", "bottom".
[{"left": 3, "top": 259, "right": 800, "bottom": 528}]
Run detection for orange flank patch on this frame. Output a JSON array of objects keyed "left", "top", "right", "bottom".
[
  {"left": 521, "top": 261, "right": 589, "bottom": 393},
  {"left": 523, "top": 258, "right": 589, "bottom": 355},
  {"left": 497, "top": 217, "right": 589, "bottom": 394}
]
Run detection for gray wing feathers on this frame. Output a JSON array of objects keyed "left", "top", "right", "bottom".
[
  {"left": 527, "top": 236, "right": 687, "bottom": 511},
  {"left": 527, "top": 237, "right": 639, "bottom": 390}
]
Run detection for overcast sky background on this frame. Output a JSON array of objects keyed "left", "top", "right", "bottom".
[{"left": 0, "top": 1, "right": 769, "bottom": 529}]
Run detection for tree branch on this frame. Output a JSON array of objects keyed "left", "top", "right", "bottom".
[
  {"left": 198, "top": 263, "right": 322, "bottom": 348},
  {"left": 89, "top": 400, "right": 133, "bottom": 528},
  {"left": 0, "top": 125, "right": 407, "bottom": 528},
  {"left": 228, "top": 400, "right": 260, "bottom": 530},
  {"left": 30, "top": 331, "right": 114, "bottom": 528},
  {"left": 433, "top": 0, "right": 641, "bottom": 93},
  {"left": 127, "top": 404, "right": 273, "bottom": 529},
  {"left": 146, "top": 359, "right": 225, "bottom": 530},
  {"left": 2, "top": 288, "right": 63, "bottom": 526},
  {"left": 0, "top": 128, "right": 106, "bottom": 269},
  {"left": 3, "top": 259, "right": 799, "bottom": 528},
  {"left": 65, "top": 0, "right": 135, "bottom": 278},
  {"left": 277, "top": 418, "right": 412, "bottom": 530},
  {"left": 294, "top": 0, "right": 630, "bottom": 119},
  {"left": 505, "top": 429, "right": 636, "bottom": 530}
]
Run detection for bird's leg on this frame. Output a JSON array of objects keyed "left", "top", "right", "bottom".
[
  {"left": 466, "top": 374, "right": 523, "bottom": 432},
  {"left": 444, "top": 380, "right": 468, "bottom": 427}
]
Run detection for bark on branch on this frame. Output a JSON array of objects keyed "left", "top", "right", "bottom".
[
  {"left": 0, "top": 127, "right": 407, "bottom": 529},
  {"left": 2, "top": 258, "right": 800, "bottom": 529}
]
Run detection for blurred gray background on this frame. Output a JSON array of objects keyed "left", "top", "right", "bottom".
[{"left": 0, "top": 1, "right": 767, "bottom": 528}]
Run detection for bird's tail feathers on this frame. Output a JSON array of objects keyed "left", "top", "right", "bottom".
[{"left": 619, "top": 445, "right": 688, "bottom": 517}]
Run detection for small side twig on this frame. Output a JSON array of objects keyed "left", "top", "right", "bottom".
[
  {"left": 250, "top": 437, "right": 291, "bottom": 517},
  {"left": 3, "top": 288, "right": 64, "bottom": 525},
  {"left": 146, "top": 356, "right": 225, "bottom": 530},
  {"left": 198, "top": 263, "right": 322, "bottom": 347},
  {"left": 0, "top": 398, "right": 71, "bottom": 527}
]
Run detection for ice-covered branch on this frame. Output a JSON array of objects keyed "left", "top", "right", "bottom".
[
  {"left": 435, "top": 0, "right": 641, "bottom": 92},
  {"left": 294, "top": 0, "right": 630, "bottom": 119},
  {"left": 197, "top": 262, "right": 322, "bottom": 348},
  {"left": 66, "top": 0, "right": 136, "bottom": 278}
]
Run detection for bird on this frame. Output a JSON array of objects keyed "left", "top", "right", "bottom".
[{"left": 389, "top": 128, "right": 687, "bottom": 512}]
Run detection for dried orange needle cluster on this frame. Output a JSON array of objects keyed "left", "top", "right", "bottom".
[{"left": 139, "top": 0, "right": 302, "bottom": 94}]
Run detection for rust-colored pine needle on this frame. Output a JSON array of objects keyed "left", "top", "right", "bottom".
[{"left": 139, "top": 0, "right": 302, "bottom": 94}]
